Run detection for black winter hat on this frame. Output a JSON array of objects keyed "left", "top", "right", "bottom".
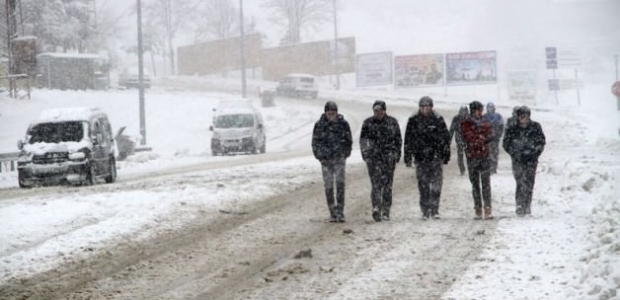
[
  {"left": 517, "top": 106, "right": 531, "bottom": 116},
  {"left": 419, "top": 96, "right": 433, "bottom": 107},
  {"left": 469, "top": 100, "right": 484, "bottom": 112},
  {"left": 372, "top": 100, "right": 386, "bottom": 111},
  {"left": 324, "top": 101, "right": 338, "bottom": 112}
]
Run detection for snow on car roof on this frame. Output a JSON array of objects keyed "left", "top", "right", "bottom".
[
  {"left": 285, "top": 73, "right": 315, "bottom": 78},
  {"left": 36, "top": 107, "right": 103, "bottom": 123},
  {"left": 214, "top": 99, "right": 255, "bottom": 114}
]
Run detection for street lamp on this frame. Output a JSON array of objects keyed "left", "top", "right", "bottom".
[
  {"left": 615, "top": 54, "right": 618, "bottom": 81},
  {"left": 137, "top": 0, "right": 146, "bottom": 145},
  {"left": 333, "top": 0, "right": 340, "bottom": 90},
  {"left": 239, "top": 0, "right": 247, "bottom": 98}
]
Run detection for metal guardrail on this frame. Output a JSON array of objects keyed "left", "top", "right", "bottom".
[
  {"left": 0, "top": 147, "right": 153, "bottom": 173},
  {"left": 0, "top": 152, "right": 19, "bottom": 173}
]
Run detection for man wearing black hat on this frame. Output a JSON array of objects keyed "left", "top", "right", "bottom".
[
  {"left": 461, "top": 100, "right": 494, "bottom": 220},
  {"left": 312, "top": 101, "right": 353, "bottom": 222},
  {"left": 502, "top": 106, "right": 546, "bottom": 216},
  {"left": 360, "top": 100, "right": 402, "bottom": 222},
  {"left": 404, "top": 96, "right": 450, "bottom": 219}
]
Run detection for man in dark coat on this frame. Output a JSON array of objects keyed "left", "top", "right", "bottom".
[
  {"left": 461, "top": 100, "right": 494, "bottom": 220},
  {"left": 449, "top": 105, "right": 469, "bottom": 175},
  {"left": 502, "top": 106, "right": 546, "bottom": 216},
  {"left": 360, "top": 100, "right": 402, "bottom": 222},
  {"left": 312, "top": 101, "right": 353, "bottom": 222},
  {"left": 483, "top": 102, "right": 504, "bottom": 174},
  {"left": 404, "top": 96, "right": 450, "bottom": 219}
]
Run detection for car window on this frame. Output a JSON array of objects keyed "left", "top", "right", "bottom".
[
  {"left": 300, "top": 77, "right": 314, "bottom": 84},
  {"left": 214, "top": 114, "right": 254, "bottom": 128},
  {"left": 28, "top": 121, "right": 85, "bottom": 143}
]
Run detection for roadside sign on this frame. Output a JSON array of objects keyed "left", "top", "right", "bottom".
[
  {"left": 612, "top": 81, "right": 620, "bottom": 98},
  {"left": 546, "top": 47, "right": 557, "bottom": 69},
  {"left": 548, "top": 79, "right": 560, "bottom": 91}
]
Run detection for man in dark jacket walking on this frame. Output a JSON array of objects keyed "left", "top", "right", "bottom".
[
  {"left": 502, "top": 106, "right": 545, "bottom": 216},
  {"left": 449, "top": 105, "right": 469, "bottom": 175},
  {"left": 461, "top": 100, "right": 494, "bottom": 220},
  {"left": 483, "top": 102, "right": 504, "bottom": 174},
  {"left": 360, "top": 100, "right": 402, "bottom": 222},
  {"left": 312, "top": 101, "right": 353, "bottom": 222},
  {"left": 404, "top": 96, "right": 450, "bottom": 219}
]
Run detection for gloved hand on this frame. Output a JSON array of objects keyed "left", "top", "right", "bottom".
[
  {"left": 443, "top": 154, "right": 450, "bottom": 165},
  {"left": 443, "top": 148, "right": 451, "bottom": 165}
]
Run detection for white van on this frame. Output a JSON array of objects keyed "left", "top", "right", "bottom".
[
  {"left": 209, "top": 100, "right": 266, "bottom": 156},
  {"left": 275, "top": 73, "right": 318, "bottom": 99},
  {"left": 17, "top": 107, "right": 117, "bottom": 188}
]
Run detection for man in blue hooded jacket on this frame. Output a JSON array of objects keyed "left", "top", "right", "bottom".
[{"left": 483, "top": 102, "right": 504, "bottom": 173}]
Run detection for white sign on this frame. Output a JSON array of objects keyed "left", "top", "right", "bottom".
[{"left": 355, "top": 52, "right": 393, "bottom": 87}]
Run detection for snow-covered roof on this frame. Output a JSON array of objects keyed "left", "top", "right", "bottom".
[
  {"left": 36, "top": 107, "right": 104, "bottom": 123},
  {"left": 214, "top": 99, "right": 256, "bottom": 114},
  {"left": 37, "top": 52, "right": 107, "bottom": 60},
  {"left": 285, "top": 73, "right": 315, "bottom": 78}
]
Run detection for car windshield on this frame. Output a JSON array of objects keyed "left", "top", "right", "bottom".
[
  {"left": 214, "top": 114, "right": 254, "bottom": 128},
  {"left": 27, "top": 121, "right": 86, "bottom": 143}
]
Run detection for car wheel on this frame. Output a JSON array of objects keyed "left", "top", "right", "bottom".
[
  {"left": 18, "top": 170, "right": 30, "bottom": 189},
  {"left": 84, "top": 161, "right": 96, "bottom": 186},
  {"left": 105, "top": 157, "right": 117, "bottom": 183},
  {"left": 249, "top": 145, "right": 257, "bottom": 154}
]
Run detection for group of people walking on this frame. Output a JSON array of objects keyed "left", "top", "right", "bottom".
[{"left": 311, "top": 97, "right": 545, "bottom": 222}]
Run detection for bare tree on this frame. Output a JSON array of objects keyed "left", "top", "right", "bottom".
[
  {"left": 194, "top": 0, "right": 238, "bottom": 43},
  {"left": 262, "top": 0, "right": 331, "bottom": 45},
  {"left": 142, "top": 0, "right": 197, "bottom": 76}
]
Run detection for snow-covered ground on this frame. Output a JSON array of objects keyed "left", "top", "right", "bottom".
[{"left": 0, "top": 78, "right": 618, "bottom": 299}]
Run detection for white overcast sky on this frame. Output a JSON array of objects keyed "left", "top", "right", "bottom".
[{"left": 104, "top": 0, "right": 620, "bottom": 56}]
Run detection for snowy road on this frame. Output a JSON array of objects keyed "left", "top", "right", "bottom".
[
  {"left": 0, "top": 89, "right": 497, "bottom": 299},
  {"left": 0, "top": 81, "right": 617, "bottom": 300}
]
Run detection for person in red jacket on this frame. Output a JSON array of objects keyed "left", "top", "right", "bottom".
[{"left": 460, "top": 101, "right": 494, "bottom": 220}]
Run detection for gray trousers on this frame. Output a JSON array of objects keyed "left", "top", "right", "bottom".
[
  {"left": 415, "top": 159, "right": 443, "bottom": 214},
  {"left": 321, "top": 158, "right": 346, "bottom": 215},
  {"left": 366, "top": 159, "right": 396, "bottom": 211},
  {"left": 466, "top": 157, "right": 492, "bottom": 209}
]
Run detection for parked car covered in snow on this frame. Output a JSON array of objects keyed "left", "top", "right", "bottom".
[{"left": 16, "top": 107, "right": 117, "bottom": 188}]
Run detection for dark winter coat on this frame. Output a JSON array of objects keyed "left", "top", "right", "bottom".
[
  {"left": 502, "top": 120, "right": 546, "bottom": 164},
  {"left": 404, "top": 111, "right": 450, "bottom": 165},
  {"left": 312, "top": 114, "right": 353, "bottom": 161},
  {"left": 360, "top": 115, "right": 402, "bottom": 163},
  {"left": 461, "top": 116, "right": 494, "bottom": 159},
  {"left": 449, "top": 107, "right": 468, "bottom": 146}
]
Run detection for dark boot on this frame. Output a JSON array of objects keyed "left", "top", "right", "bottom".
[
  {"left": 484, "top": 206, "right": 493, "bottom": 220},
  {"left": 381, "top": 207, "right": 390, "bottom": 221},
  {"left": 372, "top": 206, "right": 381, "bottom": 222},
  {"left": 474, "top": 208, "right": 482, "bottom": 220}
]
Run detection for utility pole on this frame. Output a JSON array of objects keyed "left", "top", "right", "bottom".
[
  {"left": 239, "top": 0, "right": 247, "bottom": 98},
  {"left": 137, "top": 0, "right": 147, "bottom": 145},
  {"left": 5, "top": 0, "right": 17, "bottom": 98},
  {"left": 615, "top": 54, "right": 618, "bottom": 81},
  {"left": 333, "top": 0, "right": 340, "bottom": 90}
]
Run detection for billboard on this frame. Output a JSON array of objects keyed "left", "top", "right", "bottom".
[
  {"left": 394, "top": 54, "right": 444, "bottom": 88},
  {"left": 355, "top": 52, "right": 393, "bottom": 87},
  {"left": 507, "top": 70, "right": 537, "bottom": 104},
  {"left": 446, "top": 51, "right": 497, "bottom": 85}
]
